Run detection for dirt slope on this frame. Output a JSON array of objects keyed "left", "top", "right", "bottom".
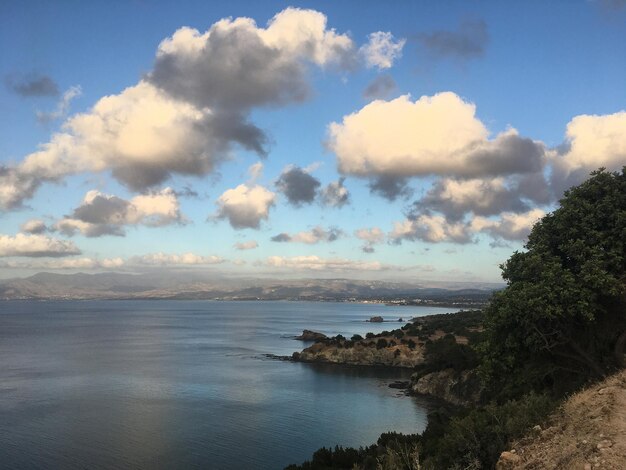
[{"left": 497, "top": 369, "right": 626, "bottom": 469}]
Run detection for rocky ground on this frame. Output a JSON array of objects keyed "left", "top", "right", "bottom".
[{"left": 497, "top": 369, "right": 626, "bottom": 469}]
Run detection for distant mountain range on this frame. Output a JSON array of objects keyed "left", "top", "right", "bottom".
[{"left": 0, "top": 271, "right": 502, "bottom": 304}]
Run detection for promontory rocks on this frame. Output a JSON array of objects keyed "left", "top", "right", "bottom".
[
  {"left": 293, "top": 337, "right": 424, "bottom": 368},
  {"left": 294, "top": 330, "right": 328, "bottom": 341}
]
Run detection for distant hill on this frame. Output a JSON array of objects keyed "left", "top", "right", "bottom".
[{"left": 0, "top": 271, "right": 501, "bottom": 303}]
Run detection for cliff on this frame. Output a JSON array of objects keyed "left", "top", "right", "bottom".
[{"left": 411, "top": 368, "right": 484, "bottom": 406}]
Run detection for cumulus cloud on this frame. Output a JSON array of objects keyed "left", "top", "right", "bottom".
[
  {"left": 360, "top": 32, "right": 405, "bottom": 69},
  {"left": 215, "top": 184, "right": 276, "bottom": 229},
  {"left": 275, "top": 165, "right": 321, "bottom": 206},
  {"left": 320, "top": 177, "right": 349, "bottom": 207},
  {"left": 149, "top": 8, "right": 354, "bottom": 111},
  {"left": 0, "top": 166, "right": 41, "bottom": 210},
  {"left": 20, "top": 219, "right": 48, "bottom": 234},
  {"left": 270, "top": 226, "right": 343, "bottom": 244},
  {"left": 551, "top": 111, "right": 626, "bottom": 195},
  {"left": 55, "top": 188, "right": 184, "bottom": 237},
  {"left": 234, "top": 240, "right": 259, "bottom": 250},
  {"left": 19, "top": 82, "right": 252, "bottom": 192},
  {"left": 471, "top": 208, "right": 545, "bottom": 242},
  {"left": 5, "top": 73, "right": 59, "bottom": 97},
  {"left": 328, "top": 92, "right": 547, "bottom": 202},
  {"left": 329, "top": 92, "right": 545, "bottom": 180},
  {"left": 355, "top": 227, "right": 385, "bottom": 243},
  {"left": 363, "top": 74, "right": 397, "bottom": 100},
  {"left": 418, "top": 19, "right": 489, "bottom": 60},
  {"left": 36, "top": 86, "right": 82, "bottom": 124},
  {"left": 390, "top": 207, "right": 546, "bottom": 246},
  {"left": 390, "top": 214, "right": 474, "bottom": 244},
  {"left": 0, "top": 233, "right": 81, "bottom": 257},
  {"left": 0, "top": 8, "right": 357, "bottom": 210},
  {"left": 411, "top": 177, "right": 538, "bottom": 221},
  {"left": 368, "top": 175, "right": 412, "bottom": 201},
  {"left": 355, "top": 227, "right": 385, "bottom": 253}
]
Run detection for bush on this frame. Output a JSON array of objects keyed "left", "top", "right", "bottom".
[
  {"left": 421, "top": 393, "right": 556, "bottom": 469},
  {"left": 351, "top": 334, "right": 363, "bottom": 342},
  {"left": 423, "top": 336, "right": 479, "bottom": 373},
  {"left": 376, "top": 338, "right": 389, "bottom": 349}
]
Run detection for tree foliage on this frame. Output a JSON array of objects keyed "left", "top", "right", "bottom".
[{"left": 480, "top": 168, "right": 626, "bottom": 397}]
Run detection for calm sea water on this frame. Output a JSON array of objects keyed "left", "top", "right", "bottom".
[{"left": 0, "top": 300, "right": 457, "bottom": 470}]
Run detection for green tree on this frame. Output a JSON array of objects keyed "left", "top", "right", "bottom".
[{"left": 480, "top": 168, "right": 626, "bottom": 397}]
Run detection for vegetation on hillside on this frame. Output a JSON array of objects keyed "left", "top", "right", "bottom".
[{"left": 286, "top": 168, "right": 626, "bottom": 470}]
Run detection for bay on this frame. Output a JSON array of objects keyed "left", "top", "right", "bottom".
[{"left": 0, "top": 300, "right": 457, "bottom": 469}]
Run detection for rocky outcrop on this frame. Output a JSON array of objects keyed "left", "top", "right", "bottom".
[
  {"left": 411, "top": 369, "right": 484, "bottom": 406},
  {"left": 368, "top": 316, "right": 384, "bottom": 323},
  {"left": 293, "top": 339, "right": 424, "bottom": 368},
  {"left": 294, "top": 330, "right": 327, "bottom": 341}
]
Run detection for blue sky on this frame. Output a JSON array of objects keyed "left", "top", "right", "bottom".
[{"left": 1, "top": 0, "right": 625, "bottom": 282}]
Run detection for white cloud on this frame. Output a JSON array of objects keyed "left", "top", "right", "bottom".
[
  {"left": 234, "top": 240, "right": 259, "bottom": 250},
  {"left": 271, "top": 226, "right": 343, "bottom": 244},
  {"left": 0, "top": 233, "right": 81, "bottom": 257},
  {"left": 215, "top": 184, "right": 276, "bottom": 229},
  {"left": 559, "top": 111, "right": 626, "bottom": 170},
  {"left": 360, "top": 31, "right": 405, "bottom": 69},
  {"left": 471, "top": 208, "right": 545, "bottom": 241},
  {"left": 0, "top": 252, "right": 224, "bottom": 270},
  {"left": 56, "top": 187, "right": 184, "bottom": 237},
  {"left": 260, "top": 7, "right": 355, "bottom": 68},
  {"left": 320, "top": 178, "right": 349, "bottom": 207},
  {"left": 355, "top": 226, "right": 385, "bottom": 253},
  {"left": 0, "top": 257, "right": 123, "bottom": 270},
  {"left": 19, "top": 82, "right": 224, "bottom": 192},
  {"left": 131, "top": 252, "right": 224, "bottom": 266},
  {"left": 0, "top": 8, "right": 358, "bottom": 209},
  {"left": 551, "top": 111, "right": 626, "bottom": 193},
  {"left": 390, "top": 214, "right": 474, "bottom": 244},
  {"left": 264, "top": 255, "right": 388, "bottom": 272},
  {"left": 354, "top": 227, "right": 385, "bottom": 244},
  {"left": 20, "top": 219, "right": 48, "bottom": 234},
  {"left": 328, "top": 92, "right": 545, "bottom": 181},
  {"left": 413, "top": 176, "right": 539, "bottom": 220},
  {"left": 390, "top": 208, "right": 546, "bottom": 245}
]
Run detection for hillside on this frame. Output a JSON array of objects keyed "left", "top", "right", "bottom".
[
  {"left": 498, "top": 369, "right": 626, "bottom": 469},
  {"left": 0, "top": 271, "right": 498, "bottom": 303}
]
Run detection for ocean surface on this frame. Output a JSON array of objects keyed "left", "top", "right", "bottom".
[{"left": 0, "top": 300, "right": 458, "bottom": 469}]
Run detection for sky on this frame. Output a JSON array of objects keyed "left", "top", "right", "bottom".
[{"left": 1, "top": 0, "right": 625, "bottom": 283}]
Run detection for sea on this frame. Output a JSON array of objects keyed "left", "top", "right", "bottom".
[{"left": 0, "top": 300, "right": 458, "bottom": 469}]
